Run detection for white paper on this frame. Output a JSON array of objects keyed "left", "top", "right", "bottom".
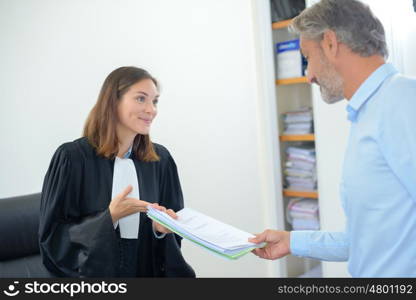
[{"left": 147, "top": 207, "right": 263, "bottom": 255}]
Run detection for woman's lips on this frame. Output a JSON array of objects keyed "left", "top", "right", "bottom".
[{"left": 139, "top": 117, "right": 152, "bottom": 125}]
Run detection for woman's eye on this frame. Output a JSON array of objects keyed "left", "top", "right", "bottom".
[
  {"left": 137, "top": 96, "right": 145, "bottom": 102},
  {"left": 153, "top": 99, "right": 159, "bottom": 105}
]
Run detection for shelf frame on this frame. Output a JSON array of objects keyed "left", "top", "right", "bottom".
[
  {"left": 283, "top": 189, "right": 318, "bottom": 199},
  {"left": 272, "top": 19, "right": 294, "bottom": 30},
  {"left": 280, "top": 134, "right": 315, "bottom": 142},
  {"left": 276, "top": 77, "right": 308, "bottom": 85}
]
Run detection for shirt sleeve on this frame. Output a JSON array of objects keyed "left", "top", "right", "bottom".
[
  {"left": 152, "top": 223, "right": 166, "bottom": 239},
  {"left": 378, "top": 78, "right": 416, "bottom": 202},
  {"left": 290, "top": 230, "right": 349, "bottom": 261}
]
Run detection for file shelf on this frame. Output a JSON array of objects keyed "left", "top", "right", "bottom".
[{"left": 272, "top": 13, "right": 321, "bottom": 277}]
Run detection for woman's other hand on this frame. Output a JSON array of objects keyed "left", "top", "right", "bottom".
[
  {"left": 150, "top": 204, "right": 178, "bottom": 234},
  {"left": 109, "top": 185, "right": 151, "bottom": 223}
]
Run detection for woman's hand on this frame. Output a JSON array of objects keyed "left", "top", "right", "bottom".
[
  {"left": 151, "top": 206, "right": 178, "bottom": 234},
  {"left": 109, "top": 185, "right": 151, "bottom": 223}
]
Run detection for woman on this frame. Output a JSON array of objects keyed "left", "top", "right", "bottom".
[{"left": 39, "top": 66, "right": 195, "bottom": 277}]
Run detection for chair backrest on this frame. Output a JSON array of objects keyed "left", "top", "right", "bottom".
[{"left": 0, "top": 193, "right": 41, "bottom": 261}]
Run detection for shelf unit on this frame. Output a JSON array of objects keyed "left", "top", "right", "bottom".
[{"left": 272, "top": 14, "right": 321, "bottom": 277}]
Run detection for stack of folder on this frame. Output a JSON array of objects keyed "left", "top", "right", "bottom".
[
  {"left": 147, "top": 206, "right": 265, "bottom": 260},
  {"left": 286, "top": 198, "right": 320, "bottom": 230},
  {"left": 285, "top": 146, "right": 317, "bottom": 191},
  {"left": 282, "top": 108, "right": 313, "bottom": 135}
]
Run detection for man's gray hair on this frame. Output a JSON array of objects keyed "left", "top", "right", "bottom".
[{"left": 290, "top": 0, "right": 388, "bottom": 58}]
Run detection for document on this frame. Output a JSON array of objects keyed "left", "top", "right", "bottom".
[{"left": 146, "top": 206, "right": 265, "bottom": 260}]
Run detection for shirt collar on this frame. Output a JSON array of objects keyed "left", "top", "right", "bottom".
[
  {"left": 346, "top": 63, "right": 398, "bottom": 122},
  {"left": 123, "top": 145, "right": 133, "bottom": 159}
]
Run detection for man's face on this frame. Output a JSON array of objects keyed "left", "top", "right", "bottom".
[{"left": 300, "top": 37, "right": 344, "bottom": 104}]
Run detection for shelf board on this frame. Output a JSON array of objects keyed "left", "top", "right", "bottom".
[
  {"left": 272, "top": 19, "right": 294, "bottom": 30},
  {"left": 276, "top": 77, "right": 308, "bottom": 85},
  {"left": 283, "top": 189, "right": 318, "bottom": 199},
  {"left": 280, "top": 134, "right": 315, "bottom": 142}
]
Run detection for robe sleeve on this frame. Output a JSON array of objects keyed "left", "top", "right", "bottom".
[
  {"left": 156, "top": 145, "right": 196, "bottom": 277},
  {"left": 38, "top": 144, "right": 118, "bottom": 277}
]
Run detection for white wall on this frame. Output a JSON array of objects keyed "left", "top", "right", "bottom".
[
  {"left": 312, "top": 89, "right": 349, "bottom": 277},
  {"left": 364, "top": 0, "right": 416, "bottom": 77},
  {"left": 0, "top": 0, "right": 280, "bottom": 277}
]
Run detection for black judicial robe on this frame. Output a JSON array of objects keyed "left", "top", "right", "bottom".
[{"left": 38, "top": 137, "right": 195, "bottom": 277}]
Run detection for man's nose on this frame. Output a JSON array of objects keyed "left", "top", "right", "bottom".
[{"left": 305, "top": 69, "right": 316, "bottom": 85}]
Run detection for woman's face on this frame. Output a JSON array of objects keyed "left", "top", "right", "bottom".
[{"left": 117, "top": 78, "right": 159, "bottom": 137}]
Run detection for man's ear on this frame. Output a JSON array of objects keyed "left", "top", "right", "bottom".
[{"left": 320, "top": 30, "right": 338, "bottom": 62}]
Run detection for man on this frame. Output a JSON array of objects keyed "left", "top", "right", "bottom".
[{"left": 250, "top": 0, "right": 416, "bottom": 277}]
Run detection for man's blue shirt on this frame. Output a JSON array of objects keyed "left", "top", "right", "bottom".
[{"left": 291, "top": 64, "right": 416, "bottom": 277}]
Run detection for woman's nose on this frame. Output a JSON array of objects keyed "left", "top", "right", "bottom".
[{"left": 144, "top": 101, "right": 156, "bottom": 113}]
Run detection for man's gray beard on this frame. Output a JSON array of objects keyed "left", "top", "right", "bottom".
[
  {"left": 318, "top": 51, "right": 345, "bottom": 104},
  {"left": 320, "top": 85, "right": 344, "bottom": 104},
  {"left": 319, "top": 70, "right": 344, "bottom": 104}
]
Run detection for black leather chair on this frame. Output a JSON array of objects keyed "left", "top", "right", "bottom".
[{"left": 0, "top": 193, "right": 52, "bottom": 277}]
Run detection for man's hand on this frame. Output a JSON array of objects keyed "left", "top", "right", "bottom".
[{"left": 248, "top": 229, "right": 291, "bottom": 260}]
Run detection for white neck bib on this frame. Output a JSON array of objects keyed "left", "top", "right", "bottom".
[{"left": 111, "top": 157, "right": 140, "bottom": 239}]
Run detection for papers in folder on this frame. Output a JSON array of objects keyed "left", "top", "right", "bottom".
[{"left": 147, "top": 206, "right": 265, "bottom": 260}]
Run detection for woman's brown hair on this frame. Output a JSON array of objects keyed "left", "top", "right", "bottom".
[{"left": 83, "top": 66, "right": 160, "bottom": 162}]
